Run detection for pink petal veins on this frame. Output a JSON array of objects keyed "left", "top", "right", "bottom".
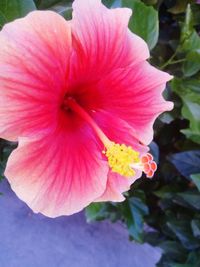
[{"left": 0, "top": 11, "right": 71, "bottom": 141}]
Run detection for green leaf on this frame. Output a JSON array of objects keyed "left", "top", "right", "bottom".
[
  {"left": 124, "top": 191, "right": 149, "bottom": 242},
  {"left": 159, "top": 112, "right": 174, "bottom": 124},
  {"left": 176, "top": 192, "right": 200, "bottom": 210},
  {"left": 191, "top": 174, "right": 200, "bottom": 192},
  {"left": 167, "top": 220, "right": 200, "bottom": 250},
  {"left": 181, "top": 100, "right": 200, "bottom": 134},
  {"left": 85, "top": 203, "right": 106, "bottom": 222},
  {"left": 181, "top": 4, "right": 200, "bottom": 53},
  {"left": 102, "top": 0, "right": 120, "bottom": 8},
  {"left": 35, "top": 0, "right": 63, "bottom": 9},
  {"left": 183, "top": 49, "right": 200, "bottom": 77},
  {"left": 172, "top": 77, "right": 200, "bottom": 101},
  {"left": 181, "top": 129, "right": 200, "bottom": 145},
  {"left": 149, "top": 141, "right": 159, "bottom": 162},
  {"left": 182, "top": 30, "right": 200, "bottom": 52},
  {"left": 0, "top": 140, "right": 16, "bottom": 181},
  {"left": 158, "top": 241, "right": 187, "bottom": 262},
  {"left": 168, "top": 0, "right": 188, "bottom": 14},
  {"left": 191, "top": 219, "right": 200, "bottom": 238},
  {"left": 183, "top": 99, "right": 200, "bottom": 119},
  {"left": 49, "top": 1, "right": 72, "bottom": 20},
  {"left": 0, "top": 162, "right": 5, "bottom": 181},
  {"left": 153, "top": 185, "right": 178, "bottom": 199},
  {"left": 169, "top": 151, "right": 200, "bottom": 178},
  {"left": 185, "top": 251, "right": 200, "bottom": 267},
  {"left": 143, "top": 0, "right": 157, "bottom": 5},
  {"left": 181, "top": 4, "right": 193, "bottom": 46},
  {"left": 122, "top": 0, "right": 158, "bottom": 50},
  {"left": 172, "top": 251, "right": 200, "bottom": 267},
  {"left": 180, "top": 5, "right": 200, "bottom": 77},
  {"left": 0, "top": 0, "right": 36, "bottom": 27},
  {"left": 172, "top": 78, "right": 200, "bottom": 144}
]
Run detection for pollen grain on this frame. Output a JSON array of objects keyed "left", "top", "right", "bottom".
[{"left": 103, "top": 142, "right": 140, "bottom": 177}]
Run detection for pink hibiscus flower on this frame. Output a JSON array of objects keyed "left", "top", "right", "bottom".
[{"left": 0, "top": 0, "right": 173, "bottom": 217}]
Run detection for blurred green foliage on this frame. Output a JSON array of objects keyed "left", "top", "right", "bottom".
[
  {"left": 0, "top": 0, "right": 36, "bottom": 27},
  {"left": 0, "top": 0, "right": 200, "bottom": 266},
  {"left": 123, "top": 0, "right": 159, "bottom": 49}
]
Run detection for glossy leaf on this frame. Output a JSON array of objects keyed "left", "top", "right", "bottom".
[
  {"left": 85, "top": 203, "right": 106, "bottom": 222},
  {"left": 35, "top": 0, "right": 62, "bottom": 9},
  {"left": 158, "top": 241, "right": 187, "bottom": 262},
  {"left": 102, "top": 0, "right": 120, "bottom": 8},
  {"left": 0, "top": 0, "right": 36, "bottom": 27},
  {"left": 191, "top": 174, "right": 200, "bottom": 192},
  {"left": 122, "top": 0, "right": 158, "bottom": 50},
  {"left": 49, "top": 1, "right": 72, "bottom": 19},
  {"left": 168, "top": 0, "right": 188, "bottom": 14},
  {"left": 167, "top": 220, "right": 200, "bottom": 250},
  {"left": 181, "top": 4, "right": 195, "bottom": 49},
  {"left": 180, "top": 4, "right": 200, "bottom": 61},
  {"left": 183, "top": 49, "right": 200, "bottom": 77},
  {"left": 0, "top": 140, "right": 16, "bottom": 180},
  {"left": 169, "top": 151, "right": 200, "bottom": 178},
  {"left": 172, "top": 78, "right": 200, "bottom": 144},
  {"left": 125, "top": 192, "right": 149, "bottom": 243},
  {"left": 191, "top": 219, "right": 200, "bottom": 238},
  {"left": 176, "top": 192, "right": 200, "bottom": 210},
  {"left": 149, "top": 141, "right": 159, "bottom": 163}
]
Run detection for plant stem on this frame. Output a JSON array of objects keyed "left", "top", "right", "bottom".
[{"left": 160, "top": 48, "right": 180, "bottom": 70}]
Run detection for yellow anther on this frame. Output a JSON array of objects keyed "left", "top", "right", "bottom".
[{"left": 104, "top": 142, "right": 140, "bottom": 177}]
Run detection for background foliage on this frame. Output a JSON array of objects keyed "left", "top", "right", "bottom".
[{"left": 0, "top": 0, "right": 200, "bottom": 266}]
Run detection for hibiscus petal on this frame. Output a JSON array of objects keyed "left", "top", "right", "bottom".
[
  {"left": 95, "top": 170, "right": 142, "bottom": 202},
  {"left": 93, "top": 110, "right": 148, "bottom": 202},
  {"left": 5, "top": 127, "right": 108, "bottom": 217},
  {"left": 70, "top": 0, "right": 149, "bottom": 84},
  {"left": 0, "top": 11, "right": 71, "bottom": 141},
  {"left": 95, "top": 61, "right": 173, "bottom": 145}
]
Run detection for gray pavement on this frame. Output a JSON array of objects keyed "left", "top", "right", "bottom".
[{"left": 0, "top": 179, "right": 161, "bottom": 267}]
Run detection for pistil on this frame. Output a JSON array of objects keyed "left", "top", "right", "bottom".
[{"left": 64, "top": 97, "right": 157, "bottom": 178}]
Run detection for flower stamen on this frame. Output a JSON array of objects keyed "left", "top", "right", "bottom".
[
  {"left": 103, "top": 142, "right": 140, "bottom": 177},
  {"left": 65, "top": 97, "right": 157, "bottom": 178}
]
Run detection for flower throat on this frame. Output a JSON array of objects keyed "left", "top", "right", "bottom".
[{"left": 63, "top": 97, "right": 157, "bottom": 178}]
